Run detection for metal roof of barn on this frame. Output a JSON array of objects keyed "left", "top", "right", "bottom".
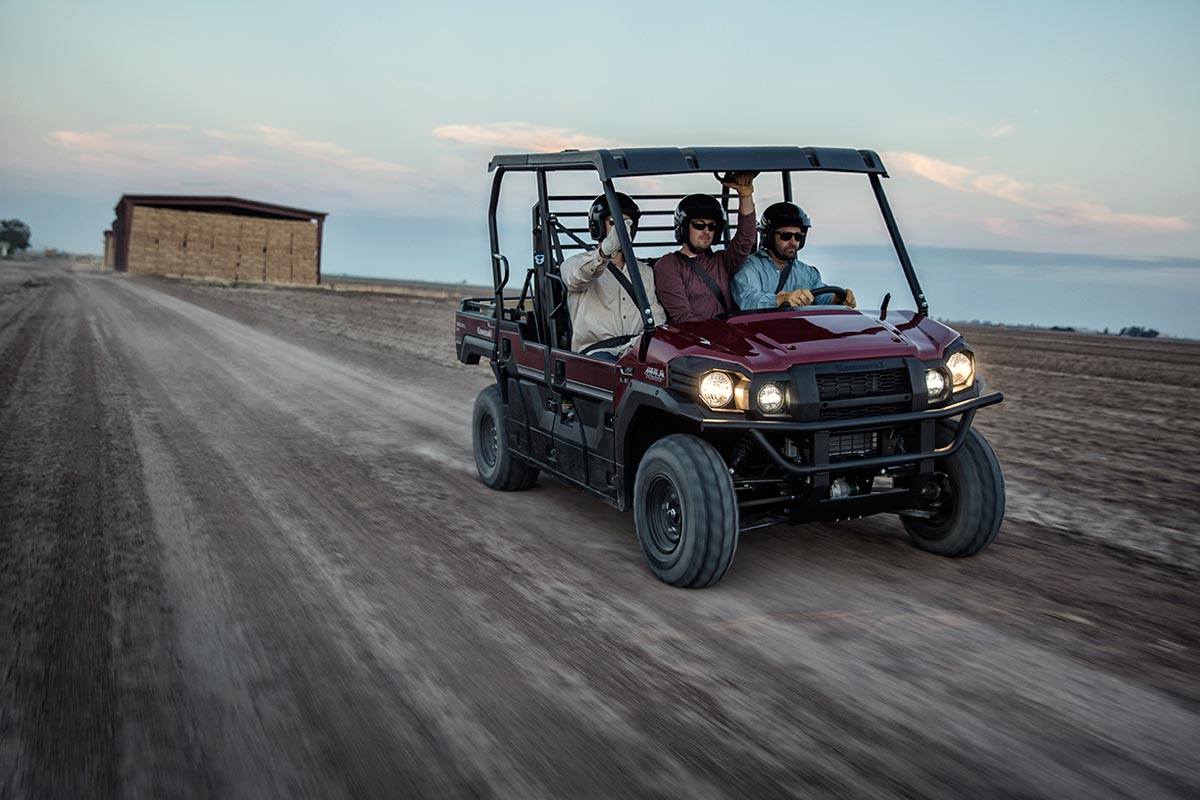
[
  {"left": 488, "top": 146, "right": 888, "bottom": 179},
  {"left": 115, "top": 194, "right": 327, "bottom": 221}
]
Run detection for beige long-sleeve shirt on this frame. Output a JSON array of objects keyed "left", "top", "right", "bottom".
[{"left": 561, "top": 248, "right": 666, "bottom": 357}]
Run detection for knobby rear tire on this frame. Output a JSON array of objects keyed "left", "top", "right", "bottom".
[
  {"left": 633, "top": 434, "right": 738, "bottom": 588},
  {"left": 903, "top": 425, "right": 1004, "bottom": 557},
  {"left": 473, "top": 384, "right": 538, "bottom": 491}
]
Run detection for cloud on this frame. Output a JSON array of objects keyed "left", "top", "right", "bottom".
[
  {"left": 433, "top": 122, "right": 613, "bottom": 153},
  {"left": 987, "top": 121, "right": 1016, "bottom": 138},
  {"left": 249, "top": 125, "right": 409, "bottom": 173},
  {"left": 200, "top": 125, "right": 409, "bottom": 174},
  {"left": 1038, "top": 203, "right": 1190, "bottom": 232},
  {"left": 982, "top": 216, "right": 1020, "bottom": 236},
  {"left": 114, "top": 123, "right": 192, "bottom": 133},
  {"left": 47, "top": 128, "right": 180, "bottom": 166},
  {"left": 49, "top": 130, "right": 118, "bottom": 150},
  {"left": 40, "top": 122, "right": 432, "bottom": 216},
  {"left": 49, "top": 124, "right": 194, "bottom": 156},
  {"left": 49, "top": 123, "right": 409, "bottom": 178},
  {"left": 885, "top": 150, "right": 1189, "bottom": 234},
  {"left": 883, "top": 152, "right": 974, "bottom": 191},
  {"left": 970, "top": 173, "right": 1033, "bottom": 206}
]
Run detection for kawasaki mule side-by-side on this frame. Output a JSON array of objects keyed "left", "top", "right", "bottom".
[{"left": 454, "top": 146, "right": 1004, "bottom": 588}]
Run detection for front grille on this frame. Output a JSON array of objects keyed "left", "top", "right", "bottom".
[
  {"left": 820, "top": 401, "right": 908, "bottom": 421},
  {"left": 829, "top": 431, "right": 879, "bottom": 459},
  {"left": 817, "top": 368, "right": 908, "bottom": 400}
]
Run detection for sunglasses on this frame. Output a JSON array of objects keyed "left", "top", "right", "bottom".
[
  {"left": 690, "top": 221, "right": 720, "bottom": 232},
  {"left": 775, "top": 231, "right": 806, "bottom": 242}
]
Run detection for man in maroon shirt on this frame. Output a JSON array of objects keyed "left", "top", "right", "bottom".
[{"left": 654, "top": 172, "right": 758, "bottom": 322}]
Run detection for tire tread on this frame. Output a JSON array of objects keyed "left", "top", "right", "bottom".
[{"left": 634, "top": 434, "right": 738, "bottom": 588}]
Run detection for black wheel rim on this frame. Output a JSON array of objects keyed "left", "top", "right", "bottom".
[
  {"left": 479, "top": 412, "right": 498, "bottom": 468},
  {"left": 645, "top": 475, "right": 684, "bottom": 555},
  {"left": 918, "top": 472, "right": 958, "bottom": 538}
]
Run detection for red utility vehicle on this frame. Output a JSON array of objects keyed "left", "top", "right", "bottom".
[{"left": 456, "top": 147, "right": 1004, "bottom": 588}]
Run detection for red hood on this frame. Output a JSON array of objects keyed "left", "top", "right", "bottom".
[{"left": 647, "top": 308, "right": 960, "bottom": 373}]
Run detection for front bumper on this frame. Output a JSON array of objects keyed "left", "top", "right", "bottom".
[{"left": 699, "top": 382, "right": 1003, "bottom": 476}]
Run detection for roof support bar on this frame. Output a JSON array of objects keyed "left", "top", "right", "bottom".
[
  {"left": 870, "top": 173, "right": 929, "bottom": 315},
  {"left": 600, "top": 178, "right": 656, "bottom": 357},
  {"left": 535, "top": 169, "right": 561, "bottom": 383},
  {"left": 487, "top": 168, "right": 508, "bottom": 392}
]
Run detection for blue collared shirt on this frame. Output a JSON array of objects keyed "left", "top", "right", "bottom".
[{"left": 732, "top": 248, "right": 834, "bottom": 310}]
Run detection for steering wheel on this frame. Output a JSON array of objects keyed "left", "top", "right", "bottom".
[
  {"left": 779, "top": 285, "right": 848, "bottom": 309},
  {"left": 811, "top": 286, "right": 848, "bottom": 304}
]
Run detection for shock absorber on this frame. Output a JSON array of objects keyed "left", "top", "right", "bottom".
[{"left": 728, "top": 436, "right": 754, "bottom": 472}]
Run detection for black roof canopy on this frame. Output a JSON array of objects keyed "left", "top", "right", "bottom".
[{"left": 488, "top": 146, "right": 888, "bottom": 179}]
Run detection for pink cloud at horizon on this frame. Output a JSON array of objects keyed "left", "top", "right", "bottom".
[
  {"left": 433, "top": 122, "right": 615, "bottom": 153},
  {"left": 884, "top": 150, "right": 1189, "bottom": 234}
]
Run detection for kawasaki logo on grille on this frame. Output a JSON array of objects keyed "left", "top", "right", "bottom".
[{"left": 831, "top": 360, "right": 885, "bottom": 372}]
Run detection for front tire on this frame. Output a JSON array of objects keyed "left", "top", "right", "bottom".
[
  {"left": 473, "top": 384, "right": 538, "bottom": 491},
  {"left": 633, "top": 434, "right": 738, "bottom": 588},
  {"left": 903, "top": 425, "right": 1004, "bottom": 556}
]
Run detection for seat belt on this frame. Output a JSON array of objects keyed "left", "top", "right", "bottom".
[
  {"left": 577, "top": 263, "right": 645, "bottom": 357},
  {"left": 582, "top": 334, "right": 636, "bottom": 356},
  {"left": 571, "top": 262, "right": 644, "bottom": 357},
  {"left": 773, "top": 262, "right": 794, "bottom": 295},
  {"left": 684, "top": 257, "right": 729, "bottom": 314},
  {"left": 606, "top": 262, "right": 637, "bottom": 299}
]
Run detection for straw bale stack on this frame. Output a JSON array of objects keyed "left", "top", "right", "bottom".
[
  {"left": 239, "top": 218, "right": 269, "bottom": 282},
  {"left": 122, "top": 205, "right": 320, "bottom": 285},
  {"left": 211, "top": 215, "right": 240, "bottom": 280},
  {"left": 265, "top": 224, "right": 293, "bottom": 283},
  {"left": 291, "top": 222, "right": 319, "bottom": 284}
]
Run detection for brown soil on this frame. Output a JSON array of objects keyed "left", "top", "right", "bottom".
[{"left": 2, "top": 262, "right": 1197, "bottom": 799}]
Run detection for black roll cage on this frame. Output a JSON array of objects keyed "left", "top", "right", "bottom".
[{"left": 485, "top": 146, "right": 929, "bottom": 369}]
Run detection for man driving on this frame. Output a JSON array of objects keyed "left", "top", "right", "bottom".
[
  {"left": 561, "top": 192, "right": 665, "bottom": 361},
  {"left": 653, "top": 172, "right": 758, "bottom": 322},
  {"left": 732, "top": 201, "right": 857, "bottom": 310}
]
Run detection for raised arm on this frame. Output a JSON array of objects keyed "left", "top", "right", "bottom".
[
  {"left": 560, "top": 249, "right": 607, "bottom": 292},
  {"left": 718, "top": 172, "right": 758, "bottom": 273},
  {"left": 562, "top": 221, "right": 627, "bottom": 292}
]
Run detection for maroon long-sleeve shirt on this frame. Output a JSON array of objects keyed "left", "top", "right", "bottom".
[{"left": 653, "top": 211, "right": 757, "bottom": 323}]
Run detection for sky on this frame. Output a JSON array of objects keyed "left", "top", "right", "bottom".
[{"left": 2, "top": 1, "right": 1198, "bottom": 332}]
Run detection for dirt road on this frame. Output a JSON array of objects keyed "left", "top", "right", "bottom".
[{"left": 2, "top": 262, "right": 1198, "bottom": 799}]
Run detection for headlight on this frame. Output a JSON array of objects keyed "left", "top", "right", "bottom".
[
  {"left": 925, "top": 368, "right": 948, "bottom": 401},
  {"left": 699, "top": 371, "right": 735, "bottom": 409},
  {"left": 947, "top": 351, "right": 975, "bottom": 390},
  {"left": 756, "top": 383, "right": 785, "bottom": 414}
]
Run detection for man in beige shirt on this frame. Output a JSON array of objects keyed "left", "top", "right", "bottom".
[{"left": 561, "top": 192, "right": 665, "bottom": 361}]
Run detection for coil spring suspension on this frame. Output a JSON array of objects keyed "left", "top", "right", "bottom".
[{"left": 728, "top": 436, "right": 754, "bottom": 472}]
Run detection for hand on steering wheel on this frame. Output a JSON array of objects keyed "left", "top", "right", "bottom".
[{"left": 811, "top": 286, "right": 857, "bottom": 308}]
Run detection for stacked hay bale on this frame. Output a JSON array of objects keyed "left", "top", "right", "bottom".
[{"left": 123, "top": 203, "right": 322, "bottom": 285}]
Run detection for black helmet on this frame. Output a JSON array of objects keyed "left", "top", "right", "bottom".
[
  {"left": 673, "top": 194, "right": 726, "bottom": 244},
  {"left": 759, "top": 202, "right": 812, "bottom": 252},
  {"left": 587, "top": 192, "right": 641, "bottom": 241}
]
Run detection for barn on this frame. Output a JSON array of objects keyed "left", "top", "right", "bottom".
[{"left": 108, "top": 195, "right": 327, "bottom": 285}]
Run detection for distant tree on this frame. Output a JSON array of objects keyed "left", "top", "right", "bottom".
[
  {"left": 1119, "top": 326, "right": 1160, "bottom": 338},
  {"left": 1, "top": 219, "right": 32, "bottom": 254}
]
